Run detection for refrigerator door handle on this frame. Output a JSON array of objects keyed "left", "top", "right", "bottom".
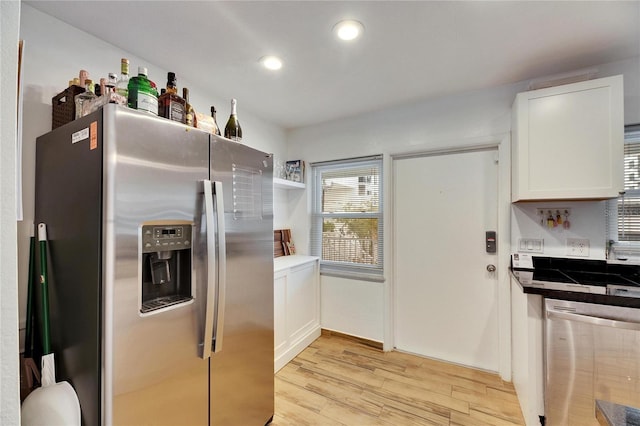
[
  {"left": 200, "top": 180, "right": 216, "bottom": 359},
  {"left": 213, "top": 181, "right": 227, "bottom": 353}
]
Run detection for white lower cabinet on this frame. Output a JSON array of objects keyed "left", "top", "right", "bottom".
[
  {"left": 274, "top": 255, "right": 320, "bottom": 372},
  {"left": 511, "top": 278, "right": 544, "bottom": 426}
]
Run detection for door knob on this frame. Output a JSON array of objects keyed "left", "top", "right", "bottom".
[{"left": 486, "top": 264, "right": 496, "bottom": 272}]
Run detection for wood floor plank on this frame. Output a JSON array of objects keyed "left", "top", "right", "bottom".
[
  {"left": 275, "top": 334, "right": 525, "bottom": 426},
  {"left": 362, "top": 387, "right": 452, "bottom": 425},
  {"left": 451, "top": 385, "right": 524, "bottom": 424},
  {"left": 382, "top": 377, "right": 470, "bottom": 414},
  {"left": 378, "top": 404, "right": 450, "bottom": 426}
]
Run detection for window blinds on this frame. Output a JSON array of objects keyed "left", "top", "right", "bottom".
[
  {"left": 310, "top": 155, "right": 384, "bottom": 281},
  {"left": 609, "top": 126, "right": 640, "bottom": 241}
]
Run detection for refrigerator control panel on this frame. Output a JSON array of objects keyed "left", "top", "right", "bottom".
[{"left": 142, "top": 223, "right": 192, "bottom": 253}]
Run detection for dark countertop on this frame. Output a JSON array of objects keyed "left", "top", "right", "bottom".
[
  {"left": 596, "top": 400, "right": 640, "bottom": 426},
  {"left": 510, "top": 257, "right": 640, "bottom": 308}
]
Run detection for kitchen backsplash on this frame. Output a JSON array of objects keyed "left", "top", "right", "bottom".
[{"left": 511, "top": 201, "right": 607, "bottom": 260}]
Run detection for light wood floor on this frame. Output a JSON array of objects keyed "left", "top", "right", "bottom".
[{"left": 272, "top": 333, "right": 525, "bottom": 426}]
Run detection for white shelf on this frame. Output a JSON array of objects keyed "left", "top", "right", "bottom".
[{"left": 274, "top": 177, "right": 305, "bottom": 190}]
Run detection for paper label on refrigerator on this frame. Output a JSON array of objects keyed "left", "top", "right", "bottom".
[
  {"left": 512, "top": 253, "right": 534, "bottom": 269},
  {"left": 71, "top": 127, "right": 89, "bottom": 144},
  {"left": 90, "top": 121, "right": 97, "bottom": 150}
]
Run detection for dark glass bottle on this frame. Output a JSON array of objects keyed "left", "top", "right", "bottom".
[
  {"left": 210, "top": 106, "right": 221, "bottom": 136},
  {"left": 224, "top": 98, "right": 242, "bottom": 142},
  {"left": 158, "top": 72, "right": 186, "bottom": 124}
]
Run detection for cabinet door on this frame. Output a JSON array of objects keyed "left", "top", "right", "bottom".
[
  {"left": 274, "top": 271, "right": 287, "bottom": 361},
  {"left": 512, "top": 75, "right": 623, "bottom": 201},
  {"left": 287, "top": 262, "right": 319, "bottom": 343}
]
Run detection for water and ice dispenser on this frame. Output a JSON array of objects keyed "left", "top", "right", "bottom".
[{"left": 140, "top": 222, "right": 194, "bottom": 314}]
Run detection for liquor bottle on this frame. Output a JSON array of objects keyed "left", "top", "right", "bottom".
[
  {"left": 183, "top": 87, "right": 194, "bottom": 127},
  {"left": 158, "top": 72, "right": 186, "bottom": 123},
  {"left": 115, "top": 58, "right": 130, "bottom": 98},
  {"left": 127, "top": 67, "right": 158, "bottom": 115},
  {"left": 105, "top": 73, "right": 117, "bottom": 93},
  {"left": 78, "top": 70, "right": 88, "bottom": 88},
  {"left": 75, "top": 79, "right": 96, "bottom": 119},
  {"left": 224, "top": 98, "right": 242, "bottom": 142},
  {"left": 99, "top": 78, "right": 106, "bottom": 97},
  {"left": 94, "top": 83, "right": 102, "bottom": 97},
  {"left": 210, "top": 106, "right": 221, "bottom": 136}
]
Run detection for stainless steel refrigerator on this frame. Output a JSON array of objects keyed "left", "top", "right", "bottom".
[{"left": 34, "top": 104, "right": 274, "bottom": 425}]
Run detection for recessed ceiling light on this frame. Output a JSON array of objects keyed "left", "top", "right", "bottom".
[
  {"left": 333, "top": 19, "right": 364, "bottom": 41},
  {"left": 259, "top": 55, "right": 283, "bottom": 71}
]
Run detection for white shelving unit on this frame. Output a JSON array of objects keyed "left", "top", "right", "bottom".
[{"left": 274, "top": 177, "right": 305, "bottom": 190}]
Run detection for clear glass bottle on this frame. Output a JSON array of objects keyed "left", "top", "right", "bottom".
[
  {"left": 127, "top": 66, "right": 158, "bottom": 115},
  {"left": 224, "top": 98, "right": 242, "bottom": 142},
  {"left": 75, "top": 79, "right": 96, "bottom": 119},
  {"left": 210, "top": 106, "right": 221, "bottom": 136},
  {"left": 158, "top": 72, "right": 186, "bottom": 123},
  {"left": 183, "top": 87, "right": 194, "bottom": 127},
  {"left": 115, "top": 58, "right": 130, "bottom": 99}
]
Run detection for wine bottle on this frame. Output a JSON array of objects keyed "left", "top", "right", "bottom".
[
  {"left": 210, "top": 106, "right": 221, "bottom": 136},
  {"left": 224, "top": 98, "right": 242, "bottom": 142}
]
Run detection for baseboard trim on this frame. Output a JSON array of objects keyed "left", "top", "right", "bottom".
[{"left": 321, "top": 329, "right": 383, "bottom": 350}]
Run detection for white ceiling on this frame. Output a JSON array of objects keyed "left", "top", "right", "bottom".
[{"left": 25, "top": 1, "right": 640, "bottom": 129}]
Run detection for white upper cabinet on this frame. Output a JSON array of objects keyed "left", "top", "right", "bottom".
[{"left": 511, "top": 75, "right": 624, "bottom": 202}]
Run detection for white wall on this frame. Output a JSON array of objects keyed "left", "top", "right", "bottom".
[
  {"left": 286, "top": 57, "right": 640, "bottom": 346},
  {"left": 17, "top": 4, "right": 288, "bottom": 337},
  {"left": 1, "top": 1, "right": 21, "bottom": 423},
  {"left": 511, "top": 201, "right": 608, "bottom": 260}
]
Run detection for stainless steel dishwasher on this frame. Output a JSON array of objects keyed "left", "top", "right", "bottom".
[{"left": 545, "top": 298, "right": 640, "bottom": 425}]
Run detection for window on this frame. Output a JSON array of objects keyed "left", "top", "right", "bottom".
[
  {"left": 310, "top": 155, "right": 383, "bottom": 281},
  {"left": 607, "top": 125, "right": 640, "bottom": 242}
]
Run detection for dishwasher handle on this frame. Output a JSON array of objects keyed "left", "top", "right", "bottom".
[{"left": 547, "top": 308, "right": 640, "bottom": 331}]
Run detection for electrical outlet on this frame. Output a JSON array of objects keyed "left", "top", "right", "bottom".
[{"left": 567, "top": 238, "right": 590, "bottom": 257}]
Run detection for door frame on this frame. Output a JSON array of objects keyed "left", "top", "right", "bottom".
[{"left": 387, "top": 135, "right": 512, "bottom": 380}]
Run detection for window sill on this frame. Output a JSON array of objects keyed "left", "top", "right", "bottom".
[{"left": 320, "top": 268, "right": 385, "bottom": 283}]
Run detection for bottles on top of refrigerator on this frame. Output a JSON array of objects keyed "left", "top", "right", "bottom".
[
  {"left": 158, "top": 72, "right": 186, "bottom": 124},
  {"left": 128, "top": 66, "right": 158, "bottom": 115},
  {"left": 183, "top": 87, "right": 194, "bottom": 127},
  {"left": 78, "top": 70, "right": 88, "bottom": 87},
  {"left": 98, "top": 78, "right": 106, "bottom": 97},
  {"left": 105, "top": 73, "right": 117, "bottom": 93},
  {"left": 210, "top": 106, "right": 221, "bottom": 136},
  {"left": 75, "top": 79, "right": 96, "bottom": 119},
  {"left": 224, "top": 98, "right": 242, "bottom": 142},
  {"left": 116, "top": 58, "right": 130, "bottom": 98}
]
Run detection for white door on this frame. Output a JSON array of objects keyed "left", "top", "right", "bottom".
[{"left": 394, "top": 148, "right": 499, "bottom": 371}]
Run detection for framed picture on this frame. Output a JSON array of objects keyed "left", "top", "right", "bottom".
[{"left": 285, "top": 160, "right": 305, "bottom": 183}]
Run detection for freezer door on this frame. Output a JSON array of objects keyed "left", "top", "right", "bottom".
[
  {"left": 209, "top": 136, "right": 274, "bottom": 425},
  {"left": 103, "top": 105, "right": 210, "bottom": 425}
]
